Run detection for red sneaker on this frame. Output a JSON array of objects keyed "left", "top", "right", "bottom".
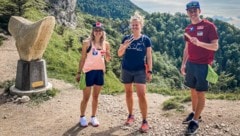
[
  {"left": 140, "top": 122, "right": 149, "bottom": 133},
  {"left": 125, "top": 115, "right": 134, "bottom": 125}
]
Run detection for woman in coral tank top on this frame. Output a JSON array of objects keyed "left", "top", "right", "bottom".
[{"left": 76, "top": 22, "right": 111, "bottom": 127}]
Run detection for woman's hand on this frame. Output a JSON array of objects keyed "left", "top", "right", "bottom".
[
  {"left": 146, "top": 73, "right": 152, "bottom": 82},
  {"left": 76, "top": 73, "right": 81, "bottom": 82},
  {"left": 123, "top": 37, "right": 134, "bottom": 47},
  {"left": 118, "top": 37, "right": 134, "bottom": 57}
]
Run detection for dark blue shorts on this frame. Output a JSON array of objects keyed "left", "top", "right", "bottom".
[
  {"left": 121, "top": 69, "right": 146, "bottom": 84},
  {"left": 85, "top": 70, "right": 104, "bottom": 86},
  {"left": 185, "top": 61, "right": 208, "bottom": 91}
]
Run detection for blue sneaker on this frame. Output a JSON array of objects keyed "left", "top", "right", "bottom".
[{"left": 186, "top": 120, "right": 199, "bottom": 135}]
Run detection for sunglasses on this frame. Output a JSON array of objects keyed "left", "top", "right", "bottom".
[{"left": 187, "top": 9, "right": 198, "bottom": 14}]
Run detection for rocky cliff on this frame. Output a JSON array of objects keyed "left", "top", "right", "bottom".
[{"left": 45, "top": 0, "right": 77, "bottom": 28}]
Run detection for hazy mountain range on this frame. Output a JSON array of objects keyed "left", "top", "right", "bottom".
[{"left": 131, "top": 0, "right": 240, "bottom": 28}]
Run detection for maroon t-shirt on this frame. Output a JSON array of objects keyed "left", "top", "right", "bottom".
[{"left": 185, "top": 19, "right": 219, "bottom": 64}]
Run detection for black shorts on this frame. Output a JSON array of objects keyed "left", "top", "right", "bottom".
[
  {"left": 121, "top": 69, "right": 146, "bottom": 84},
  {"left": 185, "top": 61, "right": 208, "bottom": 91},
  {"left": 85, "top": 70, "right": 104, "bottom": 86}
]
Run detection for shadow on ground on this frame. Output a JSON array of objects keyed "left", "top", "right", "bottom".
[
  {"left": 62, "top": 123, "right": 87, "bottom": 136},
  {"left": 90, "top": 125, "right": 140, "bottom": 136},
  {"left": 0, "top": 88, "right": 7, "bottom": 105}
]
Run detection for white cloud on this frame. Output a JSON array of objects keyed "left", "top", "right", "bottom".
[{"left": 227, "top": 17, "right": 240, "bottom": 28}]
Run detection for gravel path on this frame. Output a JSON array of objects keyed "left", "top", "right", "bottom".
[{"left": 0, "top": 35, "right": 240, "bottom": 136}]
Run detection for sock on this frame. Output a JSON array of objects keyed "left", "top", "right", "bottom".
[
  {"left": 142, "top": 119, "right": 147, "bottom": 124},
  {"left": 128, "top": 114, "right": 133, "bottom": 118},
  {"left": 192, "top": 119, "right": 198, "bottom": 124}
]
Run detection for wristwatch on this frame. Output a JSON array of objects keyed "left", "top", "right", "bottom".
[{"left": 147, "top": 71, "right": 152, "bottom": 74}]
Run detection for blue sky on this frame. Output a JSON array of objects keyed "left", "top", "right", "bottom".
[{"left": 131, "top": 0, "right": 240, "bottom": 28}]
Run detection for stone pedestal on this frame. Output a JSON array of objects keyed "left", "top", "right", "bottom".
[{"left": 10, "top": 59, "right": 52, "bottom": 96}]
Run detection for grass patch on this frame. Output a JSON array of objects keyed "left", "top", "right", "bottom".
[
  {"left": 162, "top": 96, "right": 189, "bottom": 112},
  {"left": 153, "top": 86, "right": 240, "bottom": 111},
  {"left": 161, "top": 91, "right": 240, "bottom": 111},
  {"left": 30, "top": 88, "right": 60, "bottom": 105},
  {"left": 102, "top": 71, "right": 123, "bottom": 94},
  {"left": 0, "top": 79, "right": 15, "bottom": 92},
  {"left": 0, "top": 35, "right": 8, "bottom": 46},
  {"left": 206, "top": 92, "right": 240, "bottom": 100}
]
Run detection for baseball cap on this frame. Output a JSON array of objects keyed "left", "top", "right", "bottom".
[
  {"left": 186, "top": 1, "right": 200, "bottom": 10},
  {"left": 93, "top": 22, "right": 104, "bottom": 30}
]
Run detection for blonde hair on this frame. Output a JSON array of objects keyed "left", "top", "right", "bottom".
[{"left": 130, "top": 11, "right": 144, "bottom": 27}]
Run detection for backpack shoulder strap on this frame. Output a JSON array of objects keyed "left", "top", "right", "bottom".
[
  {"left": 141, "top": 34, "right": 145, "bottom": 42},
  {"left": 86, "top": 42, "right": 92, "bottom": 53}
]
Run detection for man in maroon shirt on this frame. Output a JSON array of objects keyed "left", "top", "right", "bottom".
[{"left": 180, "top": 1, "right": 219, "bottom": 135}]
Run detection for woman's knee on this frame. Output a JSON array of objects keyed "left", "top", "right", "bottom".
[
  {"left": 137, "top": 91, "right": 146, "bottom": 100},
  {"left": 82, "top": 96, "right": 90, "bottom": 103}
]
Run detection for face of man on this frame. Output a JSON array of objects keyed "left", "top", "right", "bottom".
[{"left": 187, "top": 8, "right": 201, "bottom": 21}]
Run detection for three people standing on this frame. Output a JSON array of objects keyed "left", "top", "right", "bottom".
[{"left": 75, "top": 1, "right": 219, "bottom": 135}]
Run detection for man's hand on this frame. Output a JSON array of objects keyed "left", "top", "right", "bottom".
[{"left": 181, "top": 65, "right": 186, "bottom": 76}]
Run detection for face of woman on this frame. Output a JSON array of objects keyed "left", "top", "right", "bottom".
[
  {"left": 93, "top": 28, "right": 103, "bottom": 38},
  {"left": 130, "top": 20, "right": 142, "bottom": 34}
]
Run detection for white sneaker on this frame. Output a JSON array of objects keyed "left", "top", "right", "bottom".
[
  {"left": 91, "top": 116, "right": 99, "bottom": 127},
  {"left": 80, "top": 116, "right": 88, "bottom": 127}
]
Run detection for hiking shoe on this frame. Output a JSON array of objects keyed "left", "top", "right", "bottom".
[
  {"left": 186, "top": 120, "right": 199, "bottom": 135},
  {"left": 182, "top": 112, "right": 202, "bottom": 124},
  {"left": 139, "top": 121, "right": 149, "bottom": 133},
  {"left": 79, "top": 116, "right": 88, "bottom": 127},
  {"left": 90, "top": 116, "right": 99, "bottom": 127},
  {"left": 125, "top": 115, "right": 134, "bottom": 125}
]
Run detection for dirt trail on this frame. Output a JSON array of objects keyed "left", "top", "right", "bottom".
[
  {"left": 0, "top": 36, "right": 18, "bottom": 83},
  {"left": 0, "top": 35, "right": 240, "bottom": 136}
]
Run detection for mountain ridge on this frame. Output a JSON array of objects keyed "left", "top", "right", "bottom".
[{"left": 76, "top": 0, "right": 148, "bottom": 19}]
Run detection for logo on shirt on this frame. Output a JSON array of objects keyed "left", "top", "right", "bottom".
[
  {"left": 127, "top": 41, "right": 144, "bottom": 51},
  {"left": 190, "top": 27, "right": 194, "bottom": 32},
  {"left": 197, "top": 31, "right": 203, "bottom": 36},
  {"left": 197, "top": 25, "right": 204, "bottom": 30},
  {"left": 92, "top": 48, "right": 98, "bottom": 55}
]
